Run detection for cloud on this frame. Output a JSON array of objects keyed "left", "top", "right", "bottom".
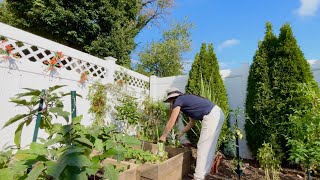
[
  {"left": 296, "top": 0, "right": 320, "bottom": 17},
  {"left": 218, "top": 39, "right": 240, "bottom": 51}
]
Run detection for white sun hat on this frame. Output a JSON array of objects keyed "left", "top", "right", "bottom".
[{"left": 163, "top": 87, "right": 183, "bottom": 102}]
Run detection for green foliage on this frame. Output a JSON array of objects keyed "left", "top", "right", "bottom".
[
  {"left": 223, "top": 108, "right": 245, "bottom": 157},
  {"left": 245, "top": 22, "right": 319, "bottom": 160},
  {"left": 87, "top": 81, "right": 108, "bottom": 126},
  {"left": 136, "top": 20, "right": 193, "bottom": 76},
  {"left": 139, "top": 97, "right": 169, "bottom": 142},
  {"left": 257, "top": 143, "right": 282, "bottom": 180},
  {"left": 115, "top": 94, "right": 142, "bottom": 133},
  {"left": 2, "top": 85, "right": 74, "bottom": 147},
  {"left": 287, "top": 84, "right": 320, "bottom": 173},
  {"left": 124, "top": 147, "right": 167, "bottom": 164},
  {"left": 0, "top": 0, "right": 173, "bottom": 68},
  {"left": 185, "top": 46, "right": 230, "bottom": 150},
  {"left": 0, "top": 115, "right": 138, "bottom": 179}
]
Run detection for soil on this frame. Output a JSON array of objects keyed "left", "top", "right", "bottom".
[{"left": 183, "top": 148, "right": 319, "bottom": 180}]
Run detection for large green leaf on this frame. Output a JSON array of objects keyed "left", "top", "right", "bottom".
[
  {"left": 59, "top": 146, "right": 85, "bottom": 157},
  {"left": 66, "top": 154, "right": 92, "bottom": 167},
  {"left": 94, "top": 139, "right": 104, "bottom": 152},
  {"left": 49, "top": 107, "right": 70, "bottom": 122},
  {"left": 29, "top": 143, "right": 47, "bottom": 156},
  {"left": 121, "top": 135, "right": 141, "bottom": 146},
  {"left": 103, "top": 164, "right": 118, "bottom": 180},
  {"left": 21, "top": 88, "right": 37, "bottom": 92},
  {"left": 14, "top": 121, "right": 25, "bottom": 147},
  {"left": 16, "top": 90, "right": 41, "bottom": 98},
  {"left": 46, "top": 160, "right": 67, "bottom": 179},
  {"left": 2, "top": 114, "right": 29, "bottom": 129},
  {"left": 14, "top": 153, "right": 38, "bottom": 161},
  {"left": 85, "top": 165, "right": 100, "bottom": 176},
  {"left": 0, "top": 168, "right": 14, "bottom": 179},
  {"left": 26, "top": 162, "right": 45, "bottom": 180},
  {"left": 114, "top": 145, "right": 126, "bottom": 162},
  {"left": 61, "top": 92, "right": 83, "bottom": 98},
  {"left": 61, "top": 166, "right": 87, "bottom": 180},
  {"left": 44, "top": 136, "right": 62, "bottom": 147},
  {"left": 72, "top": 115, "right": 83, "bottom": 125},
  {"left": 10, "top": 98, "right": 34, "bottom": 106},
  {"left": 75, "top": 137, "right": 93, "bottom": 147},
  {"left": 60, "top": 125, "right": 72, "bottom": 136},
  {"left": 105, "top": 140, "right": 117, "bottom": 151},
  {"left": 48, "top": 85, "right": 66, "bottom": 92}
]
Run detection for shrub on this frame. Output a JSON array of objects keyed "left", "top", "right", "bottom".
[{"left": 185, "top": 43, "right": 230, "bottom": 150}]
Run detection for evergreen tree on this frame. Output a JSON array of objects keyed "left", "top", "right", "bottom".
[
  {"left": 185, "top": 43, "right": 230, "bottom": 150},
  {"left": 185, "top": 43, "right": 207, "bottom": 95},
  {"left": 268, "top": 23, "right": 318, "bottom": 159},
  {"left": 245, "top": 22, "right": 319, "bottom": 159},
  {"left": 245, "top": 23, "right": 278, "bottom": 156}
]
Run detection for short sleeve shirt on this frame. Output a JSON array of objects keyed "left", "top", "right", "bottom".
[{"left": 172, "top": 94, "right": 215, "bottom": 120}]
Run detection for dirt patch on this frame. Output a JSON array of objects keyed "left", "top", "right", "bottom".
[{"left": 183, "top": 152, "right": 319, "bottom": 180}]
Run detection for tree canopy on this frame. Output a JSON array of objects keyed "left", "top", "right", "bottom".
[{"left": 0, "top": 0, "right": 174, "bottom": 68}]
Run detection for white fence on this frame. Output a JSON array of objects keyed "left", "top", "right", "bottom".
[
  {"left": 0, "top": 22, "right": 149, "bottom": 149},
  {"left": 0, "top": 23, "right": 319, "bottom": 159}
]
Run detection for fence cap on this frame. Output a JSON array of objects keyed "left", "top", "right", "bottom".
[{"left": 104, "top": 57, "right": 117, "bottom": 63}]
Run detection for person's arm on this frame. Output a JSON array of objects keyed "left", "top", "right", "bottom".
[
  {"left": 181, "top": 117, "right": 195, "bottom": 134},
  {"left": 160, "top": 106, "right": 181, "bottom": 142},
  {"left": 177, "top": 117, "right": 195, "bottom": 138}
]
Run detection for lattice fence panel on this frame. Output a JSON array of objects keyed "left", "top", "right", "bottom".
[
  {"left": 0, "top": 36, "right": 107, "bottom": 79},
  {"left": 114, "top": 71, "right": 149, "bottom": 90}
]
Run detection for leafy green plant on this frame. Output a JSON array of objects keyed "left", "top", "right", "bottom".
[
  {"left": 139, "top": 97, "right": 169, "bottom": 143},
  {"left": 257, "top": 143, "right": 282, "bottom": 180},
  {"left": 2, "top": 85, "right": 74, "bottom": 147},
  {"left": 115, "top": 94, "right": 142, "bottom": 134},
  {"left": 124, "top": 147, "right": 167, "bottom": 164},
  {"left": 87, "top": 81, "right": 109, "bottom": 126},
  {"left": 0, "top": 148, "right": 13, "bottom": 169},
  {"left": 0, "top": 115, "right": 134, "bottom": 180},
  {"left": 286, "top": 84, "right": 320, "bottom": 179},
  {"left": 0, "top": 116, "right": 97, "bottom": 179}
]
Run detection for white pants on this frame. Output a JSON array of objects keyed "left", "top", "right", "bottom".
[{"left": 194, "top": 105, "right": 225, "bottom": 180}]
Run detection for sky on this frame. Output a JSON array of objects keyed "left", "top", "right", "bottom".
[{"left": 133, "top": 0, "right": 320, "bottom": 71}]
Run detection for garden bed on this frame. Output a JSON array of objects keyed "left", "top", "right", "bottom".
[
  {"left": 137, "top": 142, "right": 192, "bottom": 180},
  {"left": 101, "top": 158, "right": 139, "bottom": 180},
  {"left": 182, "top": 155, "right": 320, "bottom": 180}
]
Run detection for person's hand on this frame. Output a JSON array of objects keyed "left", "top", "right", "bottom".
[
  {"left": 159, "top": 135, "right": 167, "bottom": 142},
  {"left": 176, "top": 131, "right": 185, "bottom": 139}
]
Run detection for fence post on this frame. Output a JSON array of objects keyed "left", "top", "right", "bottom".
[
  {"left": 32, "top": 89, "right": 46, "bottom": 142},
  {"left": 71, "top": 91, "right": 77, "bottom": 120}
]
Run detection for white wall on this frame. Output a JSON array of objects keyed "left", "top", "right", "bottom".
[{"left": 150, "top": 61, "right": 320, "bottom": 159}]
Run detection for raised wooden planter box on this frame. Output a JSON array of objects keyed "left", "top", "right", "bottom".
[
  {"left": 137, "top": 142, "right": 192, "bottom": 180},
  {"left": 101, "top": 158, "right": 139, "bottom": 180}
]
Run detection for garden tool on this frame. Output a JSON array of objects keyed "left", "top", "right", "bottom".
[{"left": 157, "top": 140, "right": 165, "bottom": 158}]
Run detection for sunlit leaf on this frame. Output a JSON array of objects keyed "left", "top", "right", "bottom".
[
  {"left": 26, "top": 162, "right": 45, "bottom": 180},
  {"left": 2, "top": 114, "right": 29, "bottom": 129},
  {"left": 103, "top": 164, "right": 118, "bottom": 180},
  {"left": 75, "top": 137, "right": 93, "bottom": 147}
]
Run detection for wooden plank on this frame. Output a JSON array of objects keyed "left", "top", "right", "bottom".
[{"left": 101, "top": 158, "right": 139, "bottom": 180}]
